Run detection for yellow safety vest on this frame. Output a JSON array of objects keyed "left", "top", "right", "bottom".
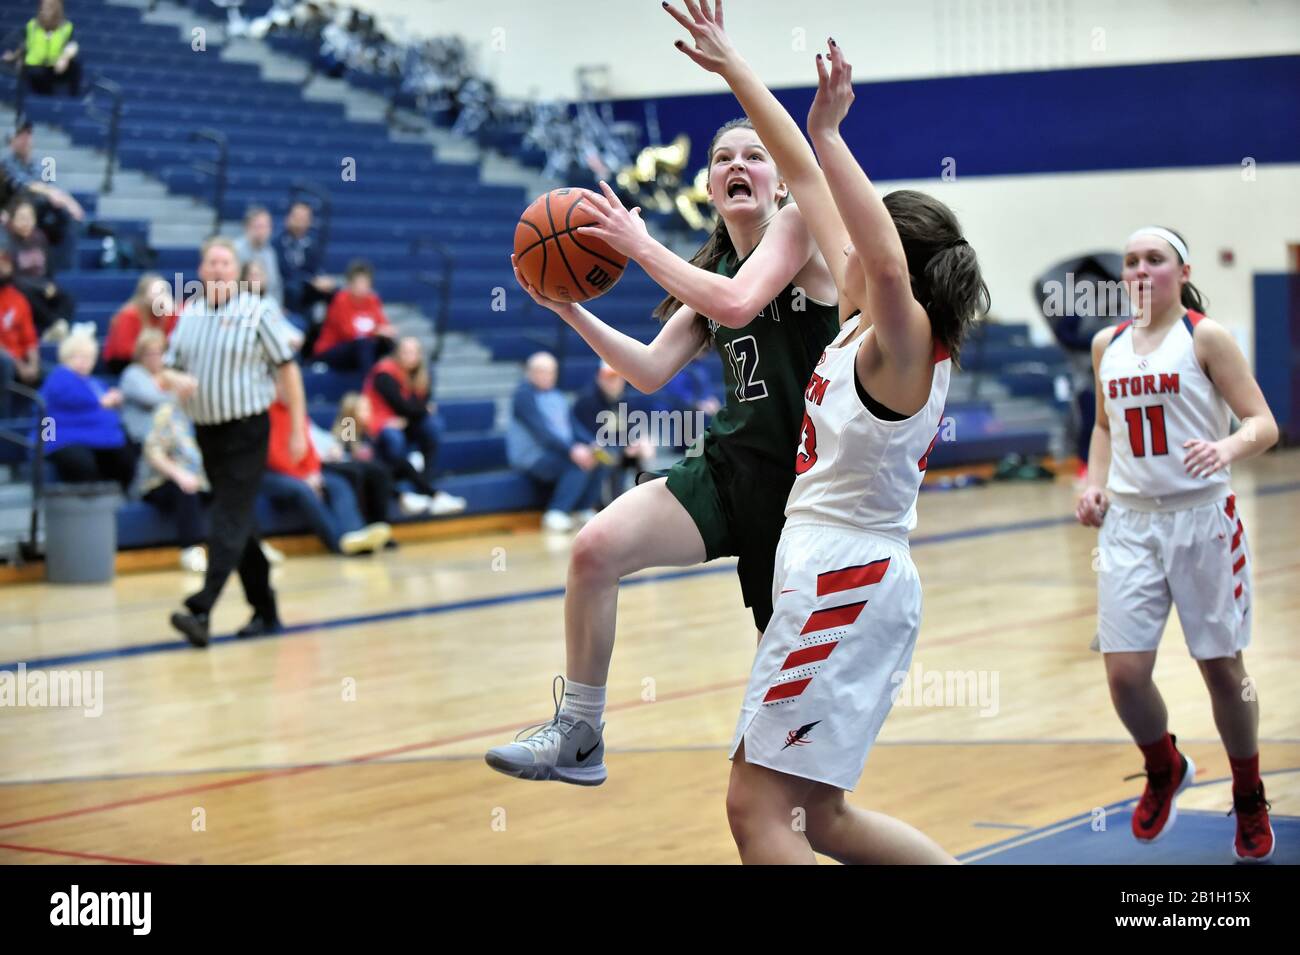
[{"left": 24, "top": 19, "right": 73, "bottom": 68}]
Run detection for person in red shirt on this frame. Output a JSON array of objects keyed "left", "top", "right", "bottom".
[
  {"left": 102, "top": 272, "right": 177, "bottom": 373},
  {"left": 0, "top": 247, "right": 39, "bottom": 417},
  {"left": 311, "top": 260, "right": 396, "bottom": 371},
  {"left": 104, "top": 272, "right": 178, "bottom": 374},
  {"left": 261, "top": 388, "right": 391, "bottom": 556},
  {"left": 361, "top": 336, "right": 466, "bottom": 516}
]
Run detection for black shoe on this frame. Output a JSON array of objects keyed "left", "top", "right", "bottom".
[
  {"left": 170, "top": 610, "right": 210, "bottom": 648},
  {"left": 236, "top": 614, "right": 282, "bottom": 638}
]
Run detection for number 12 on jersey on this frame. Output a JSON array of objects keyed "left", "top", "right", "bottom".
[
  {"left": 724, "top": 335, "right": 768, "bottom": 402},
  {"left": 1124, "top": 404, "right": 1168, "bottom": 456}
]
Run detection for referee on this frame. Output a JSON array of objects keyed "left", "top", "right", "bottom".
[{"left": 162, "top": 237, "right": 306, "bottom": 647}]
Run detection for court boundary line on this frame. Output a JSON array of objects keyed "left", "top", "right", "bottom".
[
  {"left": 0, "top": 841, "right": 168, "bottom": 865},
  {"left": 5, "top": 478, "right": 1299, "bottom": 673},
  {"left": 958, "top": 766, "right": 1300, "bottom": 862}
]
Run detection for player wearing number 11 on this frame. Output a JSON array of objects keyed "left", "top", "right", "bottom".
[{"left": 1077, "top": 226, "right": 1279, "bottom": 862}]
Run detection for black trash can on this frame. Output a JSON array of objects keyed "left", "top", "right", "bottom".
[{"left": 43, "top": 482, "right": 120, "bottom": 584}]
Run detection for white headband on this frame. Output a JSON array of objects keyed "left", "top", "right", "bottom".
[{"left": 1128, "top": 227, "right": 1190, "bottom": 264}]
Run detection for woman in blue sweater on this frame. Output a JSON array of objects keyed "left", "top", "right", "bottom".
[{"left": 39, "top": 332, "right": 135, "bottom": 490}]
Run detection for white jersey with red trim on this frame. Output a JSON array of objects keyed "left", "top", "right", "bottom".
[
  {"left": 1099, "top": 310, "right": 1231, "bottom": 505},
  {"left": 784, "top": 315, "right": 951, "bottom": 535}
]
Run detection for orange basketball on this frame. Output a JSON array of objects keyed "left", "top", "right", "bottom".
[{"left": 513, "top": 188, "right": 628, "bottom": 304}]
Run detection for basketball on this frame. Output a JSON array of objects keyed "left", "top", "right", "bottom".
[{"left": 513, "top": 187, "right": 628, "bottom": 303}]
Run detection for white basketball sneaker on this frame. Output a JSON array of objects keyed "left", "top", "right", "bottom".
[{"left": 485, "top": 677, "right": 606, "bottom": 786}]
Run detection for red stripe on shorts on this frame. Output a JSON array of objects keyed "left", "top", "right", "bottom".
[
  {"left": 800, "top": 601, "right": 867, "bottom": 634},
  {"left": 1232, "top": 520, "right": 1243, "bottom": 552},
  {"left": 817, "top": 558, "right": 890, "bottom": 596},
  {"left": 1234, "top": 583, "right": 1243, "bottom": 600},
  {"left": 1225, "top": 494, "right": 1236, "bottom": 519},
  {"left": 1233, "top": 555, "right": 1246, "bottom": 574},
  {"left": 763, "top": 678, "right": 812, "bottom": 703},
  {"left": 781, "top": 641, "right": 838, "bottom": 671}
]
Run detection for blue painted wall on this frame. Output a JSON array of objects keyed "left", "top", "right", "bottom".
[{"left": 611, "top": 55, "right": 1300, "bottom": 179}]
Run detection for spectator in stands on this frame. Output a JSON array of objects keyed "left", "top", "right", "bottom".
[
  {"left": 572, "top": 362, "right": 654, "bottom": 508},
  {"left": 0, "top": 248, "right": 40, "bottom": 418},
  {"left": 39, "top": 331, "right": 135, "bottom": 491},
  {"left": 4, "top": 198, "right": 76, "bottom": 339},
  {"left": 362, "top": 336, "right": 466, "bottom": 516},
  {"left": 2, "top": 0, "right": 82, "bottom": 97},
  {"left": 311, "top": 259, "right": 396, "bottom": 371},
  {"left": 242, "top": 259, "right": 303, "bottom": 354},
  {"left": 118, "top": 328, "right": 174, "bottom": 447},
  {"left": 135, "top": 400, "right": 209, "bottom": 574},
  {"left": 103, "top": 273, "right": 177, "bottom": 374},
  {"left": 1, "top": 118, "right": 84, "bottom": 272},
  {"left": 506, "top": 351, "right": 603, "bottom": 532},
  {"left": 233, "top": 205, "right": 283, "bottom": 307},
  {"left": 262, "top": 386, "right": 392, "bottom": 556},
  {"left": 313, "top": 399, "right": 394, "bottom": 531},
  {"left": 661, "top": 357, "right": 722, "bottom": 420},
  {"left": 275, "top": 200, "right": 336, "bottom": 351},
  {"left": 333, "top": 390, "right": 453, "bottom": 518}
]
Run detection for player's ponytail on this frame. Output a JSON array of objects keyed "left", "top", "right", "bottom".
[
  {"left": 883, "top": 190, "right": 990, "bottom": 366},
  {"left": 653, "top": 117, "right": 789, "bottom": 330}
]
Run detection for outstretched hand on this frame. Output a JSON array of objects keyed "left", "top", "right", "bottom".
[
  {"left": 574, "top": 181, "right": 648, "bottom": 259},
  {"left": 808, "top": 38, "right": 855, "bottom": 138},
  {"left": 663, "top": 0, "right": 738, "bottom": 75}
]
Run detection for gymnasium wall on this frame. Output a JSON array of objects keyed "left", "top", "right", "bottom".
[
  {"left": 345, "top": 0, "right": 1300, "bottom": 98},
  {"left": 346, "top": 0, "right": 1300, "bottom": 350}
]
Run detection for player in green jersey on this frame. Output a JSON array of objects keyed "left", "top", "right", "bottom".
[{"left": 486, "top": 118, "right": 842, "bottom": 786}]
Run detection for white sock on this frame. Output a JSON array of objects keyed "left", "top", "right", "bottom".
[{"left": 560, "top": 678, "right": 606, "bottom": 728}]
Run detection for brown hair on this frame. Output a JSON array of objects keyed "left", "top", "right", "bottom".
[
  {"left": 880, "top": 189, "right": 990, "bottom": 365},
  {"left": 130, "top": 272, "right": 169, "bottom": 323},
  {"left": 345, "top": 259, "right": 374, "bottom": 283},
  {"left": 652, "top": 117, "right": 789, "bottom": 333},
  {"left": 396, "top": 338, "right": 431, "bottom": 397}
]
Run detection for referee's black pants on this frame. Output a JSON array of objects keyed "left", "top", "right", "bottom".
[{"left": 187, "top": 412, "right": 276, "bottom": 618}]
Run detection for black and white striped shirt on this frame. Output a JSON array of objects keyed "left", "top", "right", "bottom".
[{"left": 164, "top": 292, "right": 296, "bottom": 426}]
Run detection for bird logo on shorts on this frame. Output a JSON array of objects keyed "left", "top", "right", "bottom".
[{"left": 782, "top": 721, "right": 822, "bottom": 749}]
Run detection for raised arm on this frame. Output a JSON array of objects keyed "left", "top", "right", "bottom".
[
  {"left": 512, "top": 255, "right": 706, "bottom": 394},
  {"left": 807, "top": 41, "right": 931, "bottom": 364},
  {"left": 578, "top": 181, "right": 815, "bottom": 329},
  {"left": 663, "top": 0, "right": 851, "bottom": 298}
]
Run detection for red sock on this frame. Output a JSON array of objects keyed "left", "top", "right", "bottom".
[
  {"left": 1139, "top": 733, "right": 1176, "bottom": 775},
  {"left": 1229, "top": 753, "right": 1261, "bottom": 797}
]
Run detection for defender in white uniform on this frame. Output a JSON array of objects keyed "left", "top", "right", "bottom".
[
  {"left": 729, "top": 315, "right": 951, "bottom": 791},
  {"left": 1095, "top": 310, "right": 1249, "bottom": 659}
]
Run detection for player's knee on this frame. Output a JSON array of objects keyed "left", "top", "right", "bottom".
[
  {"left": 1106, "top": 658, "right": 1153, "bottom": 699},
  {"left": 1197, "top": 657, "right": 1246, "bottom": 698},
  {"left": 803, "top": 793, "right": 847, "bottom": 851},
  {"left": 569, "top": 520, "right": 620, "bottom": 582}
]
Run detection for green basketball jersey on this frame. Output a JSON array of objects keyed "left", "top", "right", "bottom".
[{"left": 699, "top": 249, "right": 840, "bottom": 474}]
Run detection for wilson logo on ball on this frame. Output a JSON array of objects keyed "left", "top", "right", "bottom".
[{"left": 585, "top": 265, "right": 615, "bottom": 291}]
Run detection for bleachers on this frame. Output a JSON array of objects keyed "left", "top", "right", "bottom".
[{"left": 0, "top": 0, "right": 1068, "bottom": 558}]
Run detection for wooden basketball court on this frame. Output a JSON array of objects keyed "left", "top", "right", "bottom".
[{"left": 2, "top": 452, "right": 1297, "bottom": 864}]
